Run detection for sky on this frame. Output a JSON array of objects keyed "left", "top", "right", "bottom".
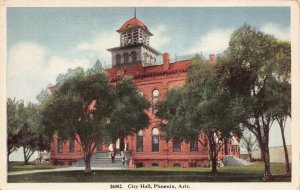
[{"left": 6, "top": 7, "right": 291, "bottom": 149}]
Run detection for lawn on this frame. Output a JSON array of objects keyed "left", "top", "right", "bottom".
[
  {"left": 7, "top": 162, "right": 291, "bottom": 183},
  {"left": 8, "top": 162, "right": 66, "bottom": 172}
]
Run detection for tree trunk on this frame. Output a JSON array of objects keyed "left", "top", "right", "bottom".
[
  {"left": 84, "top": 154, "right": 92, "bottom": 173},
  {"left": 208, "top": 132, "right": 218, "bottom": 173},
  {"left": 120, "top": 136, "right": 125, "bottom": 153},
  {"left": 248, "top": 152, "right": 252, "bottom": 162},
  {"left": 279, "top": 122, "right": 291, "bottom": 176},
  {"left": 211, "top": 155, "right": 217, "bottom": 173},
  {"left": 23, "top": 146, "right": 28, "bottom": 165},
  {"left": 260, "top": 142, "right": 272, "bottom": 181},
  {"left": 7, "top": 152, "right": 10, "bottom": 163}
]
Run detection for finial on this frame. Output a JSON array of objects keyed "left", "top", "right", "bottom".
[{"left": 134, "top": 8, "right": 136, "bottom": 18}]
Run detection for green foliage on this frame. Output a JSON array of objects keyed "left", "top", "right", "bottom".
[
  {"left": 7, "top": 98, "right": 50, "bottom": 164},
  {"left": 108, "top": 76, "right": 150, "bottom": 142},
  {"left": 41, "top": 62, "right": 150, "bottom": 172},
  {"left": 7, "top": 98, "right": 23, "bottom": 159},
  {"left": 157, "top": 57, "right": 242, "bottom": 173},
  {"left": 219, "top": 24, "right": 291, "bottom": 180}
]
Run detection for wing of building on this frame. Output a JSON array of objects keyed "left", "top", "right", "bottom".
[{"left": 50, "top": 16, "right": 240, "bottom": 167}]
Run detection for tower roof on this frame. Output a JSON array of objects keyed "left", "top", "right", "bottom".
[{"left": 118, "top": 18, "right": 150, "bottom": 33}]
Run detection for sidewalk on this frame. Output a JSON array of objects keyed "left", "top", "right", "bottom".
[{"left": 8, "top": 166, "right": 127, "bottom": 176}]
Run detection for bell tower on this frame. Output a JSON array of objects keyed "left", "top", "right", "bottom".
[{"left": 108, "top": 16, "right": 161, "bottom": 67}]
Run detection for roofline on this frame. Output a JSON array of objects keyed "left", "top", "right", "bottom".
[
  {"left": 117, "top": 26, "right": 153, "bottom": 36},
  {"left": 107, "top": 43, "right": 161, "bottom": 55}
]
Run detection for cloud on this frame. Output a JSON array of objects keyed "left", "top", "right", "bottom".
[
  {"left": 188, "top": 28, "right": 234, "bottom": 58},
  {"left": 76, "top": 24, "right": 170, "bottom": 63},
  {"left": 151, "top": 24, "right": 171, "bottom": 50},
  {"left": 7, "top": 41, "right": 90, "bottom": 103},
  {"left": 260, "top": 23, "right": 290, "bottom": 41},
  {"left": 76, "top": 32, "right": 119, "bottom": 66}
]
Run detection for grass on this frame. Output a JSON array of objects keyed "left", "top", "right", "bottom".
[
  {"left": 7, "top": 162, "right": 291, "bottom": 183},
  {"left": 8, "top": 162, "right": 66, "bottom": 172}
]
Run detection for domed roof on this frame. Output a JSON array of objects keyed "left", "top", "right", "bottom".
[{"left": 118, "top": 18, "right": 149, "bottom": 32}]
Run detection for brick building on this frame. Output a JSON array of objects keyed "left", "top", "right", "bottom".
[{"left": 50, "top": 17, "right": 240, "bottom": 167}]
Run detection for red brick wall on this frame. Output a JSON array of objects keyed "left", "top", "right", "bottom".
[{"left": 50, "top": 58, "right": 240, "bottom": 167}]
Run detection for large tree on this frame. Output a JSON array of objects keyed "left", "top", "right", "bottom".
[
  {"left": 108, "top": 76, "right": 150, "bottom": 153},
  {"left": 41, "top": 67, "right": 113, "bottom": 172},
  {"left": 41, "top": 66, "right": 150, "bottom": 172},
  {"left": 157, "top": 57, "right": 242, "bottom": 173},
  {"left": 218, "top": 24, "right": 291, "bottom": 180},
  {"left": 269, "top": 40, "right": 291, "bottom": 176},
  {"left": 7, "top": 98, "right": 22, "bottom": 163},
  {"left": 7, "top": 98, "right": 50, "bottom": 164}
]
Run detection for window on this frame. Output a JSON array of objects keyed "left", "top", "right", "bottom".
[
  {"left": 152, "top": 128, "right": 159, "bottom": 152},
  {"left": 173, "top": 139, "right": 181, "bottom": 152},
  {"left": 124, "top": 52, "right": 129, "bottom": 64},
  {"left": 152, "top": 89, "right": 159, "bottom": 114},
  {"left": 69, "top": 137, "right": 75, "bottom": 153},
  {"left": 136, "top": 163, "right": 144, "bottom": 168},
  {"left": 173, "top": 163, "right": 181, "bottom": 167},
  {"left": 151, "top": 162, "right": 159, "bottom": 167},
  {"left": 131, "top": 51, "right": 137, "bottom": 63},
  {"left": 136, "top": 130, "right": 143, "bottom": 152},
  {"left": 58, "top": 139, "right": 63, "bottom": 153},
  {"left": 116, "top": 54, "right": 121, "bottom": 65},
  {"left": 190, "top": 138, "right": 198, "bottom": 152},
  {"left": 143, "top": 53, "right": 148, "bottom": 64}
]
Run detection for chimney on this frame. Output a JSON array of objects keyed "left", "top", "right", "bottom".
[
  {"left": 209, "top": 54, "right": 216, "bottom": 64},
  {"left": 163, "top": 53, "right": 170, "bottom": 71}
]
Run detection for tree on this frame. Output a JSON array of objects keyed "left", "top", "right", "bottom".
[
  {"left": 108, "top": 76, "right": 150, "bottom": 153},
  {"left": 7, "top": 98, "right": 22, "bottom": 163},
  {"left": 41, "top": 67, "right": 113, "bottom": 172},
  {"left": 157, "top": 57, "right": 242, "bottom": 173},
  {"left": 7, "top": 98, "right": 50, "bottom": 164},
  {"left": 270, "top": 40, "right": 291, "bottom": 176},
  {"left": 218, "top": 24, "right": 291, "bottom": 180},
  {"left": 19, "top": 102, "right": 50, "bottom": 164},
  {"left": 240, "top": 129, "right": 258, "bottom": 161}
]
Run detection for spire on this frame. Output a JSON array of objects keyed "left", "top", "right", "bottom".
[{"left": 134, "top": 7, "right": 136, "bottom": 18}]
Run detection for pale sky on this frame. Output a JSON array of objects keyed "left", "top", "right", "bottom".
[{"left": 6, "top": 7, "right": 291, "bottom": 148}]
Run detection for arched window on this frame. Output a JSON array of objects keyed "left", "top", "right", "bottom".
[
  {"left": 190, "top": 138, "right": 198, "bottom": 152},
  {"left": 136, "top": 130, "right": 143, "bottom": 152},
  {"left": 173, "top": 139, "right": 181, "bottom": 152},
  {"left": 152, "top": 128, "right": 159, "bottom": 152},
  {"left": 173, "top": 163, "right": 181, "bottom": 167},
  {"left": 136, "top": 163, "right": 144, "bottom": 168},
  {"left": 152, "top": 89, "right": 159, "bottom": 114},
  {"left": 151, "top": 162, "right": 159, "bottom": 167},
  {"left": 131, "top": 51, "right": 137, "bottom": 63},
  {"left": 57, "top": 139, "right": 63, "bottom": 153},
  {"left": 69, "top": 137, "right": 75, "bottom": 153},
  {"left": 123, "top": 52, "right": 129, "bottom": 64},
  {"left": 116, "top": 54, "right": 121, "bottom": 65}
]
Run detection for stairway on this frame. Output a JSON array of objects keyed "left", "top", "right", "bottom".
[{"left": 72, "top": 152, "right": 126, "bottom": 168}]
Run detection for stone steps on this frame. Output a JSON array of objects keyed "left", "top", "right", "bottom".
[{"left": 72, "top": 152, "right": 126, "bottom": 168}]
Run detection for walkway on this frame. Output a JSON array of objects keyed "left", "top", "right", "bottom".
[{"left": 8, "top": 166, "right": 127, "bottom": 176}]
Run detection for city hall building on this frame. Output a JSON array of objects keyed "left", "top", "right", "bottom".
[{"left": 50, "top": 17, "right": 240, "bottom": 167}]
